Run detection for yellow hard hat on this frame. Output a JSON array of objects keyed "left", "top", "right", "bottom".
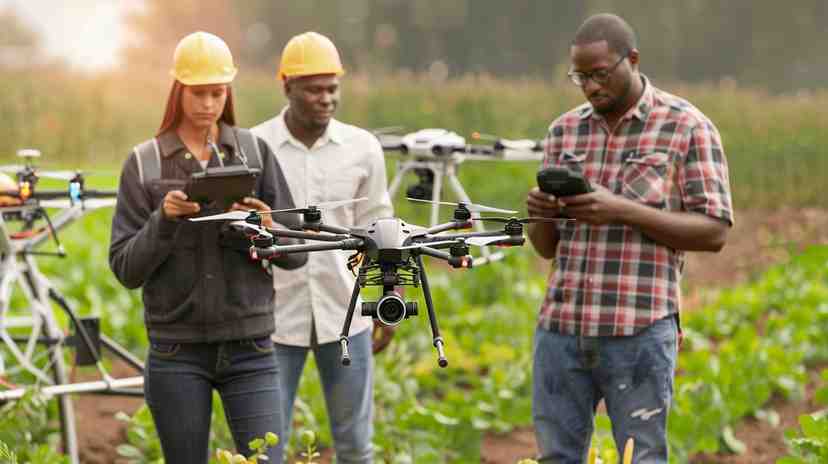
[
  {"left": 278, "top": 31, "right": 345, "bottom": 81},
  {"left": 171, "top": 31, "right": 238, "bottom": 86}
]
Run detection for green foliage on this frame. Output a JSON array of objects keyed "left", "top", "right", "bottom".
[
  {"left": 779, "top": 369, "right": 828, "bottom": 463},
  {"left": 0, "top": 390, "right": 68, "bottom": 463},
  {"left": 215, "top": 431, "right": 280, "bottom": 464},
  {"left": 116, "top": 394, "right": 237, "bottom": 463}
]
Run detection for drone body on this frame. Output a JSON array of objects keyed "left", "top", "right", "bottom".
[{"left": 191, "top": 197, "right": 561, "bottom": 368}]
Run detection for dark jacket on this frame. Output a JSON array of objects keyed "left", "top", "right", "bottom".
[{"left": 109, "top": 123, "right": 307, "bottom": 342}]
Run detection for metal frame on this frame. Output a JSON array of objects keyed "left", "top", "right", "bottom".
[
  {"left": 386, "top": 148, "right": 542, "bottom": 266},
  {"left": 0, "top": 200, "right": 143, "bottom": 464}
]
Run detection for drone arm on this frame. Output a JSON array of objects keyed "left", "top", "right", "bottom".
[
  {"left": 416, "top": 246, "right": 473, "bottom": 269},
  {"left": 424, "top": 220, "right": 472, "bottom": 235},
  {"left": 303, "top": 222, "right": 352, "bottom": 235},
  {"left": 252, "top": 238, "right": 364, "bottom": 259},
  {"left": 423, "top": 229, "right": 506, "bottom": 241},
  {"left": 270, "top": 227, "right": 351, "bottom": 242}
]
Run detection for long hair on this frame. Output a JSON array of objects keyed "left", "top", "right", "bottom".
[{"left": 156, "top": 81, "right": 236, "bottom": 136}]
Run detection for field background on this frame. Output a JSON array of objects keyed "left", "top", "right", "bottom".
[
  {"left": 0, "top": 68, "right": 826, "bottom": 463},
  {"left": 3, "top": 1, "right": 828, "bottom": 462}
]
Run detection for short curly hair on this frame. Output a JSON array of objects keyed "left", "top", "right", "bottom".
[{"left": 573, "top": 13, "right": 637, "bottom": 57}]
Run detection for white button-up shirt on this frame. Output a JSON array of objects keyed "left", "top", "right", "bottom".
[{"left": 252, "top": 107, "right": 394, "bottom": 346}]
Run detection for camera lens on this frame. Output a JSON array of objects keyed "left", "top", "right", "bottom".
[{"left": 377, "top": 294, "right": 406, "bottom": 326}]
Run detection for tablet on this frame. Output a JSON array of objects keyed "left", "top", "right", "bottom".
[
  {"left": 185, "top": 165, "right": 260, "bottom": 207},
  {"left": 537, "top": 166, "right": 592, "bottom": 197}
]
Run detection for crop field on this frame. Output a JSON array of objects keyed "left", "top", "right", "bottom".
[{"left": 0, "top": 70, "right": 826, "bottom": 463}]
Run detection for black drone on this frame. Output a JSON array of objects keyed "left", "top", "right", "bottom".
[{"left": 192, "top": 197, "right": 563, "bottom": 368}]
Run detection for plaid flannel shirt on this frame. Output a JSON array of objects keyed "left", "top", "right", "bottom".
[{"left": 539, "top": 76, "right": 733, "bottom": 336}]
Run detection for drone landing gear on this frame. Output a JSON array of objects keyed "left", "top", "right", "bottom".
[
  {"left": 416, "top": 255, "right": 447, "bottom": 367},
  {"left": 337, "top": 257, "right": 449, "bottom": 368}
]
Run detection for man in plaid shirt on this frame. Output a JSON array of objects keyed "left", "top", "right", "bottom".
[{"left": 526, "top": 13, "right": 733, "bottom": 463}]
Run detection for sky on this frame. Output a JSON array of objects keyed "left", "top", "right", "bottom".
[{"left": 0, "top": 0, "right": 139, "bottom": 70}]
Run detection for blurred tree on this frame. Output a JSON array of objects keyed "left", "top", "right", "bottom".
[
  {"left": 120, "top": 0, "right": 828, "bottom": 91},
  {"left": 0, "top": 8, "right": 43, "bottom": 68},
  {"left": 122, "top": 0, "right": 242, "bottom": 74}
]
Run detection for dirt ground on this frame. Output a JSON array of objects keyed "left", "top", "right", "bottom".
[{"left": 70, "top": 207, "right": 828, "bottom": 463}]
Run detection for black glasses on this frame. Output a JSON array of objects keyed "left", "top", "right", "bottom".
[{"left": 567, "top": 53, "right": 628, "bottom": 87}]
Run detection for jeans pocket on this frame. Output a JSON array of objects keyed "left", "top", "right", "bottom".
[
  {"left": 149, "top": 342, "right": 181, "bottom": 358},
  {"left": 250, "top": 336, "right": 275, "bottom": 354}
]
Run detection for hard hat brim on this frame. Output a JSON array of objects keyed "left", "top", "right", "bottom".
[{"left": 170, "top": 69, "right": 238, "bottom": 86}]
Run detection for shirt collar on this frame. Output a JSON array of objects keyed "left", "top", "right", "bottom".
[
  {"left": 271, "top": 106, "right": 344, "bottom": 150},
  {"left": 156, "top": 121, "right": 237, "bottom": 158},
  {"left": 579, "top": 74, "right": 654, "bottom": 121}
]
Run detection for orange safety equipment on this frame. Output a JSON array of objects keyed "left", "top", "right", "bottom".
[
  {"left": 278, "top": 32, "right": 345, "bottom": 80},
  {"left": 171, "top": 31, "right": 238, "bottom": 86}
]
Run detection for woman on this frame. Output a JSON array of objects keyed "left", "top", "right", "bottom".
[{"left": 109, "top": 31, "right": 305, "bottom": 463}]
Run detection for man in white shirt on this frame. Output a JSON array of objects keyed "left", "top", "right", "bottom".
[{"left": 252, "top": 31, "right": 394, "bottom": 464}]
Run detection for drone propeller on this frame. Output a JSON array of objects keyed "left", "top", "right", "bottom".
[
  {"left": 190, "top": 197, "right": 369, "bottom": 223},
  {"left": 271, "top": 197, "right": 368, "bottom": 214},
  {"left": 397, "top": 239, "right": 459, "bottom": 250},
  {"left": 473, "top": 216, "right": 573, "bottom": 224},
  {"left": 406, "top": 197, "right": 517, "bottom": 215},
  {"left": 465, "top": 235, "right": 512, "bottom": 247},
  {"left": 226, "top": 220, "right": 273, "bottom": 236}
]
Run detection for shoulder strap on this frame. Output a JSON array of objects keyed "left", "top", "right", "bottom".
[
  {"left": 234, "top": 128, "right": 262, "bottom": 170},
  {"left": 133, "top": 138, "right": 161, "bottom": 184}
]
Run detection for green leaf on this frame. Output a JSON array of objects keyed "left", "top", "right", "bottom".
[{"left": 722, "top": 426, "right": 747, "bottom": 454}]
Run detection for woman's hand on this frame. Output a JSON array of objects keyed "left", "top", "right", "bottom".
[
  {"left": 162, "top": 190, "right": 200, "bottom": 219},
  {"left": 231, "top": 197, "right": 274, "bottom": 228}
]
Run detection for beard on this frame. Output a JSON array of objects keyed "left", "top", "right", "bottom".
[{"left": 592, "top": 76, "right": 633, "bottom": 115}]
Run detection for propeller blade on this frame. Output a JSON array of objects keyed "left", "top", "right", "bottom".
[
  {"left": 398, "top": 239, "right": 458, "bottom": 250},
  {"left": 227, "top": 220, "right": 272, "bottom": 236},
  {"left": 467, "top": 203, "right": 517, "bottom": 214},
  {"left": 37, "top": 170, "right": 80, "bottom": 181},
  {"left": 316, "top": 197, "right": 368, "bottom": 210},
  {"left": 406, "top": 197, "right": 517, "bottom": 215},
  {"left": 0, "top": 165, "right": 27, "bottom": 173},
  {"left": 268, "top": 197, "right": 368, "bottom": 214},
  {"left": 189, "top": 210, "right": 252, "bottom": 222},
  {"left": 466, "top": 235, "right": 511, "bottom": 247},
  {"left": 474, "top": 216, "right": 574, "bottom": 224}
]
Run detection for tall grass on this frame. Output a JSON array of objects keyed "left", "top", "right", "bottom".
[{"left": 1, "top": 69, "right": 825, "bottom": 210}]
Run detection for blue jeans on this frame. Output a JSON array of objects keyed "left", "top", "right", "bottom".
[
  {"left": 145, "top": 338, "right": 283, "bottom": 463},
  {"left": 532, "top": 316, "right": 678, "bottom": 464},
  {"left": 275, "top": 329, "right": 373, "bottom": 464}
]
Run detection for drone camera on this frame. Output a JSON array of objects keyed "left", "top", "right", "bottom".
[{"left": 362, "top": 291, "right": 418, "bottom": 326}]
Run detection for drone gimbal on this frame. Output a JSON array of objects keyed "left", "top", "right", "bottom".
[{"left": 191, "top": 197, "right": 563, "bottom": 368}]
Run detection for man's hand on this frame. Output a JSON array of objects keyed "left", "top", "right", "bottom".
[
  {"left": 231, "top": 197, "right": 274, "bottom": 228},
  {"left": 526, "top": 187, "right": 564, "bottom": 218},
  {"left": 372, "top": 320, "right": 396, "bottom": 354},
  {"left": 557, "top": 185, "right": 627, "bottom": 225},
  {"left": 162, "top": 190, "right": 200, "bottom": 219}
]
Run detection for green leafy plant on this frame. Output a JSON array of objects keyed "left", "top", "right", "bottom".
[
  {"left": 778, "top": 369, "right": 828, "bottom": 463},
  {"left": 215, "top": 431, "right": 279, "bottom": 464},
  {"left": 0, "top": 389, "right": 68, "bottom": 464}
]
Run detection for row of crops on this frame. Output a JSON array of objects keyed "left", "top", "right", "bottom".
[{"left": 2, "top": 205, "right": 825, "bottom": 462}]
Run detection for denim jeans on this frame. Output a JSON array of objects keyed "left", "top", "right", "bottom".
[
  {"left": 144, "top": 338, "right": 283, "bottom": 463},
  {"left": 532, "top": 316, "right": 678, "bottom": 464},
  {"left": 275, "top": 328, "right": 373, "bottom": 464}
]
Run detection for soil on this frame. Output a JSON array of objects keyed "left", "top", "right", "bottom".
[{"left": 66, "top": 207, "right": 828, "bottom": 463}]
